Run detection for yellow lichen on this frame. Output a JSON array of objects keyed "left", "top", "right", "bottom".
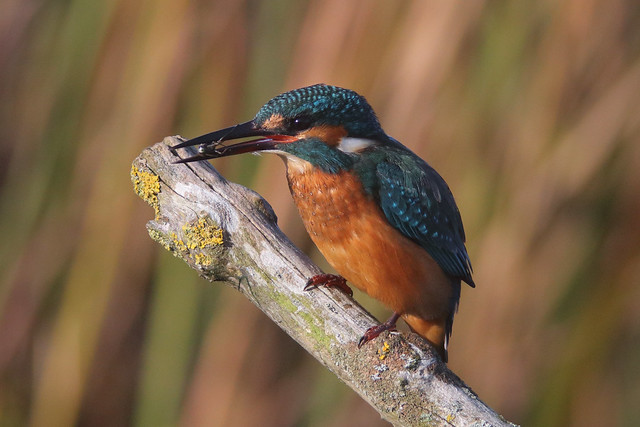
[
  {"left": 378, "top": 341, "right": 391, "bottom": 360},
  {"left": 154, "top": 217, "right": 223, "bottom": 267},
  {"left": 169, "top": 232, "right": 188, "bottom": 252},
  {"left": 131, "top": 165, "right": 161, "bottom": 218},
  {"left": 193, "top": 254, "right": 213, "bottom": 266},
  {"left": 178, "top": 216, "right": 224, "bottom": 266},
  {"left": 182, "top": 217, "right": 224, "bottom": 249}
]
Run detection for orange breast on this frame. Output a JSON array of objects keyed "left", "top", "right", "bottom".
[{"left": 286, "top": 164, "right": 453, "bottom": 322}]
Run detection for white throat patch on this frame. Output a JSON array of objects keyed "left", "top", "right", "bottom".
[{"left": 270, "top": 150, "right": 313, "bottom": 173}]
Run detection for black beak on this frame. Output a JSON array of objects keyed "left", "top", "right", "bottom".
[{"left": 172, "top": 120, "right": 293, "bottom": 164}]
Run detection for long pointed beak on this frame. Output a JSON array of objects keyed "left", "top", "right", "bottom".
[{"left": 172, "top": 120, "right": 294, "bottom": 164}]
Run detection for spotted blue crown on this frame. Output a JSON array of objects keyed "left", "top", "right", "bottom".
[{"left": 254, "top": 84, "right": 385, "bottom": 138}]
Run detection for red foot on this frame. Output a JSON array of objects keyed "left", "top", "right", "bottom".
[
  {"left": 358, "top": 312, "right": 401, "bottom": 348},
  {"left": 304, "top": 274, "right": 353, "bottom": 297}
]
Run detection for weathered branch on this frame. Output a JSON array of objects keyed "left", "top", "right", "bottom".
[{"left": 131, "top": 137, "right": 515, "bottom": 427}]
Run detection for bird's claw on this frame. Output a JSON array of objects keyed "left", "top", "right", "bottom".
[
  {"left": 357, "top": 313, "right": 401, "bottom": 348},
  {"left": 304, "top": 274, "right": 353, "bottom": 297}
]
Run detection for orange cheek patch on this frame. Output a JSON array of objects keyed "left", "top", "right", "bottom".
[{"left": 299, "top": 125, "right": 347, "bottom": 147}]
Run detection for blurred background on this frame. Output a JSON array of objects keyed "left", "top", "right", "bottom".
[{"left": 1, "top": 0, "right": 639, "bottom": 426}]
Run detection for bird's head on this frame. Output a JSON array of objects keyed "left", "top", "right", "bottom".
[{"left": 173, "top": 84, "right": 387, "bottom": 173}]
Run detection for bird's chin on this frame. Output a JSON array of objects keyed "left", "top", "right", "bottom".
[{"left": 271, "top": 150, "right": 314, "bottom": 174}]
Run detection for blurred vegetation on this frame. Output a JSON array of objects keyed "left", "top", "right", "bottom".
[{"left": 1, "top": 0, "right": 639, "bottom": 426}]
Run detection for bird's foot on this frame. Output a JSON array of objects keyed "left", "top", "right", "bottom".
[
  {"left": 358, "top": 312, "right": 401, "bottom": 348},
  {"left": 304, "top": 274, "right": 353, "bottom": 297}
]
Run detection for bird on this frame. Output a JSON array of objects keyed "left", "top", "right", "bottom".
[{"left": 173, "top": 84, "right": 474, "bottom": 362}]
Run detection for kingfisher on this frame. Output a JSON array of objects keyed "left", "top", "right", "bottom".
[{"left": 173, "top": 84, "right": 474, "bottom": 362}]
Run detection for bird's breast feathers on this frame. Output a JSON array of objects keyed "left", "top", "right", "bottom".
[{"left": 285, "top": 165, "right": 453, "bottom": 319}]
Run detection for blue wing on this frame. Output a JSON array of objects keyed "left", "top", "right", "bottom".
[{"left": 376, "top": 151, "right": 474, "bottom": 287}]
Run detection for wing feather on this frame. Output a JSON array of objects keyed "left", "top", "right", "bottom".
[{"left": 376, "top": 156, "right": 474, "bottom": 287}]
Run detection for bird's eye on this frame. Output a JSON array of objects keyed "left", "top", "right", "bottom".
[{"left": 288, "top": 115, "right": 313, "bottom": 132}]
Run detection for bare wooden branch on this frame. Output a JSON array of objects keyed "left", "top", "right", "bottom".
[{"left": 131, "top": 137, "right": 516, "bottom": 427}]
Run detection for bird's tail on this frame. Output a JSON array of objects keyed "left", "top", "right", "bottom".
[{"left": 402, "top": 314, "right": 448, "bottom": 362}]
